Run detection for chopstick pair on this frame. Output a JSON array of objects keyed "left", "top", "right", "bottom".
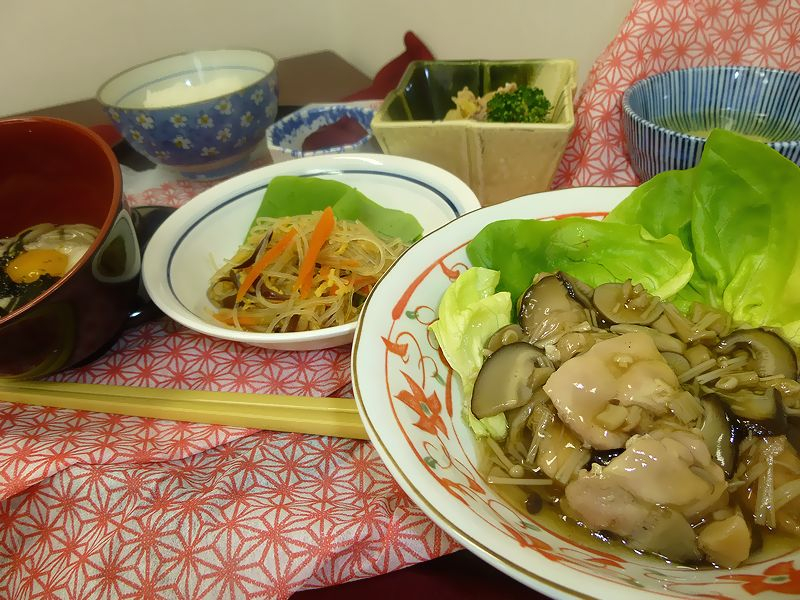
[{"left": 0, "top": 380, "right": 368, "bottom": 440}]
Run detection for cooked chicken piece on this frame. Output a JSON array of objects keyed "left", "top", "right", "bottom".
[
  {"left": 603, "top": 428, "right": 728, "bottom": 518},
  {"left": 564, "top": 465, "right": 701, "bottom": 562},
  {"left": 564, "top": 464, "right": 652, "bottom": 536},
  {"left": 563, "top": 428, "right": 728, "bottom": 561},
  {"left": 544, "top": 332, "right": 684, "bottom": 449}
]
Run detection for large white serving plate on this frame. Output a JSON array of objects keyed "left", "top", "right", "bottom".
[{"left": 352, "top": 186, "right": 798, "bottom": 599}]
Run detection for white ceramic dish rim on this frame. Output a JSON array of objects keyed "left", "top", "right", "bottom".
[
  {"left": 350, "top": 186, "right": 783, "bottom": 599},
  {"left": 142, "top": 153, "right": 481, "bottom": 348},
  {"left": 96, "top": 48, "right": 277, "bottom": 110}
]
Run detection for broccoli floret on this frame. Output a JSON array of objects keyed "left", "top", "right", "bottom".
[{"left": 486, "top": 86, "right": 552, "bottom": 123}]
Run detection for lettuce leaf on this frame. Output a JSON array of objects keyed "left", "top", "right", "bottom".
[
  {"left": 607, "top": 129, "right": 800, "bottom": 343},
  {"left": 465, "top": 217, "right": 694, "bottom": 305},
  {"left": 250, "top": 175, "right": 423, "bottom": 243},
  {"left": 429, "top": 267, "right": 512, "bottom": 439}
]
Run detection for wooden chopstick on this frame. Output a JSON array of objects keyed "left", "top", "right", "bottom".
[{"left": 0, "top": 380, "right": 368, "bottom": 440}]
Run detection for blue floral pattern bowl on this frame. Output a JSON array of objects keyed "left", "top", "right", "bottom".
[
  {"left": 622, "top": 65, "right": 800, "bottom": 181},
  {"left": 97, "top": 49, "right": 278, "bottom": 180},
  {"left": 266, "top": 103, "right": 378, "bottom": 162}
]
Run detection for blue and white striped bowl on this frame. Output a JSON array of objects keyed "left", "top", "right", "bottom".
[
  {"left": 266, "top": 103, "right": 377, "bottom": 162},
  {"left": 622, "top": 65, "right": 800, "bottom": 181}
]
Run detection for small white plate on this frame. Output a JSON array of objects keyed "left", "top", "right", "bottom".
[
  {"left": 352, "top": 186, "right": 795, "bottom": 599},
  {"left": 142, "top": 153, "right": 481, "bottom": 351}
]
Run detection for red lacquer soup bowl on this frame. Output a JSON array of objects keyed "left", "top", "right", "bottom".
[{"left": 0, "top": 117, "right": 145, "bottom": 378}]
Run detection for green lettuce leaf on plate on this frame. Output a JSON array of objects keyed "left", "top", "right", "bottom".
[
  {"left": 606, "top": 129, "right": 800, "bottom": 343},
  {"left": 429, "top": 267, "right": 512, "bottom": 440},
  {"left": 466, "top": 218, "right": 694, "bottom": 305},
  {"left": 249, "top": 175, "right": 423, "bottom": 243}
]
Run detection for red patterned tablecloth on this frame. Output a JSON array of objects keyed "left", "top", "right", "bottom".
[{"left": 3, "top": 1, "right": 800, "bottom": 597}]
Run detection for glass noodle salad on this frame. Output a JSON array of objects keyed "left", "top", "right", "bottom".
[
  {"left": 430, "top": 131, "right": 800, "bottom": 568},
  {"left": 207, "top": 176, "right": 422, "bottom": 333}
]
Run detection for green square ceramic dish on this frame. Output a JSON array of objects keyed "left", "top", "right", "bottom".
[{"left": 371, "top": 59, "right": 577, "bottom": 205}]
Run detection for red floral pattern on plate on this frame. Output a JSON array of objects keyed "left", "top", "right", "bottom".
[
  {"left": 4, "top": 1, "right": 800, "bottom": 596},
  {"left": 721, "top": 561, "right": 800, "bottom": 595}
]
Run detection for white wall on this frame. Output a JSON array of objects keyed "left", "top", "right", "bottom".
[
  {"left": 2, "top": 0, "right": 633, "bottom": 117},
  {"left": 329, "top": 1, "right": 634, "bottom": 82}
]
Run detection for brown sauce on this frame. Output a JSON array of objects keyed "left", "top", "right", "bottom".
[
  {"left": 301, "top": 116, "right": 368, "bottom": 152},
  {"left": 478, "top": 440, "right": 799, "bottom": 569}
]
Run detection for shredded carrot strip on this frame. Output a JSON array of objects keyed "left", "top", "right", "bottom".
[
  {"left": 236, "top": 229, "right": 297, "bottom": 302},
  {"left": 347, "top": 275, "right": 377, "bottom": 293},
  {"left": 295, "top": 207, "right": 335, "bottom": 298}
]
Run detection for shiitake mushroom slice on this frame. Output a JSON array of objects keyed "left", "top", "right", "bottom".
[
  {"left": 592, "top": 280, "right": 664, "bottom": 325},
  {"left": 471, "top": 342, "right": 552, "bottom": 419},
  {"left": 699, "top": 395, "right": 738, "bottom": 478},
  {"left": 517, "top": 275, "right": 588, "bottom": 341},
  {"left": 716, "top": 328, "right": 798, "bottom": 379},
  {"left": 713, "top": 388, "right": 800, "bottom": 456},
  {"left": 485, "top": 324, "right": 526, "bottom": 354},
  {"left": 557, "top": 272, "right": 595, "bottom": 310}
]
